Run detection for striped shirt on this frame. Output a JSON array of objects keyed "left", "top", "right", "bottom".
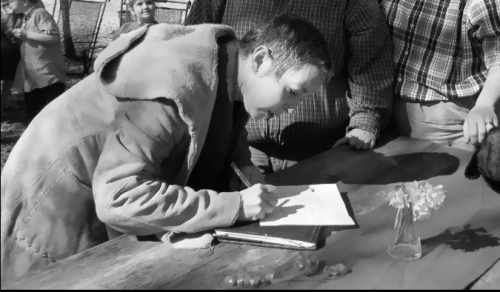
[
  {"left": 187, "top": 0, "right": 394, "bottom": 150},
  {"left": 381, "top": 0, "right": 500, "bottom": 102}
]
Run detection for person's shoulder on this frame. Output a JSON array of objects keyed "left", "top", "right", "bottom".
[{"left": 30, "top": 7, "right": 55, "bottom": 22}]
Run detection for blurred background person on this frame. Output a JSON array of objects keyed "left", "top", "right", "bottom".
[
  {"left": 1, "top": 1, "right": 22, "bottom": 116},
  {"left": 112, "top": 0, "right": 158, "bottom": 41},
  {"left": 10, "top": 0, "right": 66, "bottom": 121}
]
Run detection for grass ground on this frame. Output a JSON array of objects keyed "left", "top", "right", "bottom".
[
  {"left": 0, "top": 0, "right": 191, "bottom": 172},
  {"left": 0, "top": 97, "right": 27, "bottom": 171},
  {"left": 0, "top": 0, "right": 122, "bottom": 172}
]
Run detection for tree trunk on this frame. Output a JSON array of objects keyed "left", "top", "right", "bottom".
[{"left": 60, "top": 0, "right": 76, "bottom": 58}]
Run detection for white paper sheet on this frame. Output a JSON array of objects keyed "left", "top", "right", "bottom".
[{"left": 259, "top": 184, "right": 355, "bottom": 226}]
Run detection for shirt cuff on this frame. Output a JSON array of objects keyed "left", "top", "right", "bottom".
[
  {"left": 230, "top": 192, "right": 243, "bottom": 226},
  {"left": 347, "top": 113, "right": 382, "bottom": 138}
]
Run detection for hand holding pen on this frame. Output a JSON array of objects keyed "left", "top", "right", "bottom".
[{"left": 230, "top": 163, "right": 278, "bottom": 221}]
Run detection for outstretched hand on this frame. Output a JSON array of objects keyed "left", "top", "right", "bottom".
[
  {"left": 463, "top": 104, "right": 498, "bottom": 145},
  {"left": 332, "top": 129, "right": 376, "bottom": 150}
]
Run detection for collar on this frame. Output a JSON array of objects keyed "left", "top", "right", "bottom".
[{"left": 22, "top": 5, "right": 37, "bottom": 26}]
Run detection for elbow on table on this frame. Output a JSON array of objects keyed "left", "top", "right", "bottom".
[
  {"left": 93, "top": 192, "right": 141, "bottom": 235},
  {"left": 94, "top": 187, "right": 171, "bottom": 236},
  {"left": 94, "top": 201, "right": 128, "bottom": 234}
]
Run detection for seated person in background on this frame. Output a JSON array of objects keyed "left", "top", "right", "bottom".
[
  {"left": 112, "top": 0, "right": 158, "bottom": 41},
  {"left": 10, "top": 0, "right": 66, "bottom": 121},
  {"left": 0, "top": 2, "right": 22, "bottom": 115},
  {"left": 380, "top": 0, "right": 500, "bottom": 151},
  {"left": 0, "top": 14, "right": 331, "bottom": 286},
  {"left": 186, "top": 0, "right": 395, "bottom": 175}
]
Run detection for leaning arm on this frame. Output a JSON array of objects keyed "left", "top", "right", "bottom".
[
  {"left": 473, "top": 0, "right": 500, "bottom": 111},
  {"left": 344, "top": 0, "right": 395, "bottom": 138},
  {"left": 92, "top": 99, "right": 241, "bottom": 236},
  {"left": 475, "top": 66, "right": 500, "bottom": 111},
  {"left": 463, "top": 0, "right": 500, "bottom": 144}
]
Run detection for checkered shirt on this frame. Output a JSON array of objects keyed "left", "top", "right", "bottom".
[
  {"left": 381, "top": 0, "right": 500, "bottom": 102},
  {"left": 187, "top": 0, "right": 394, "bottom": 148}
]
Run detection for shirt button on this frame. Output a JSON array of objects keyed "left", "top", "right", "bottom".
[
  {"left": 410, "top": 24, "right": 414, "bottom": 28},
  {"left": 404, "top": 51, "right": 409, "bottom": 55},
  {"left": 398, "top": 77, "right": 402, "bottom": 82}
]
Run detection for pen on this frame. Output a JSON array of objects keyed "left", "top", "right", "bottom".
[{"left": 230, "top": 162, "right": 252, "bottom": 188}]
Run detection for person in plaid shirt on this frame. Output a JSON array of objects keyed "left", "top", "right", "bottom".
[
  {"left": 381, "top": 0, "right": 500, "bottom": 151},
  {"left": 186, "top": 0, "right": 394, "bottom": 175}
]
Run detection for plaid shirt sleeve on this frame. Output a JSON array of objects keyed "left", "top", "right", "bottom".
[
  {"left": 345, "top": 0, "right": 394, "bottom": 137},
  {"left": 185, "top": 0, "right": 227, "bottom": 25},
  {"left": 469, "top": 0, "right": 500, "bottom": 70}
]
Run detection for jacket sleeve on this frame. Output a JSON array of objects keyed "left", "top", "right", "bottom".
[
  {"left": 185, "top": 0, "right": 227, "bottom": 25},
  {"left": 344, "top": 0, "right": 394, "bottom": 138},
  {"left": 92, "top": 99, "right": 241, "bottom": 236}
]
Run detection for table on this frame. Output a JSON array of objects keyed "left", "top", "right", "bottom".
[{"left": 5, "top": 136, "right": 500, "bottom": 289}]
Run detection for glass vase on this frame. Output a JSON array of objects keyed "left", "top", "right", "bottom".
[{"left": 387, "top": 201, "right": 422, "bottom": 261}]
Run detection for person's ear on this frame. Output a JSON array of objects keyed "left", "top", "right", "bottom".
[{"left": 251, "top": 45, "right": 273, "bottom": 77}]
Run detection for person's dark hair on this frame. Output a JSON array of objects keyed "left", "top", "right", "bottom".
[
  {"left": 239, "top": 13, "right": 332, "bottom": 80},
  {"left": 465, "top": 127, "right": 500, "bottom": 194}
]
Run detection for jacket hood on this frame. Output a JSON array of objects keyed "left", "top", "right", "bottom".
[{"left": 93, "top": 23, "right": 237, "bottom": 180}]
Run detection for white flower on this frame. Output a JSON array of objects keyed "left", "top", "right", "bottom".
[
  {"left": 388, "top": 186, "right": 406, "bottom": 209},
  {"left": 387, "top": 180, "right": 447, "bottom": 221}
]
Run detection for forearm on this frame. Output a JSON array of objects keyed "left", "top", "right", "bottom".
[
  {"left": 26, "top": 31, "right": 59, "bottom": 43},
  {"left": 94, "top": 175, "right": 241, "bottom": 235},
  {"left": 93, "top": 99, "right": 241, "bottom": 235},
  {"left": 475, "top": 66, "right": 500, "bottom": 110}
]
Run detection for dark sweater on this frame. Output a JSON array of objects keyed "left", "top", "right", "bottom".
[{"left": 187, "top": 37, "right": 250, "bottom": 192}]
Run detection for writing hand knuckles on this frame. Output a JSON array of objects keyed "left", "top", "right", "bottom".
[{"left": 255, "top": 211, "right": 266, "bottom": 220}]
